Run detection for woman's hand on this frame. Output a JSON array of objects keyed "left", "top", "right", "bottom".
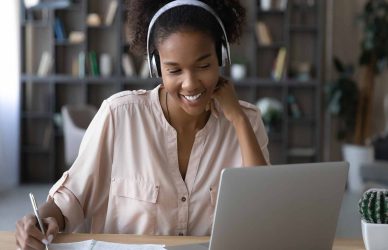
[
  {"left": 212, "top": 77, "right": 245, "bottom": 124},
  {"left": 212, "top": 76, "right": 267, "bottom": 166},
  {"left": 15, "top": 214, "right": 59, "bottom": 250}
]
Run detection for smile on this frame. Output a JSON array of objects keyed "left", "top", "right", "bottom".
[{"left": 183, "top": 92, "right": 203, "bottom": 102}]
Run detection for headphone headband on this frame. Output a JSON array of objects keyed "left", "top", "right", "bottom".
[{"left": 146, "top": 0, "right": 231, "bottom": 77}]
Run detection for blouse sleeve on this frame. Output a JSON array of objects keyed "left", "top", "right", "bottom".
[
  {"left": 48, "top": 100, "right": 115, "bottom": 232},
  {"left": 252, "top": 108, "right": 271, "bottom": 165}
]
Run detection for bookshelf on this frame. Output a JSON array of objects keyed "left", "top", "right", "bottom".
[
  {"left": 20, "top": 0, "right": 324, "bottom": 182},
  {"left": 233, "top": 0, "right": 323, "bottom": 164}
]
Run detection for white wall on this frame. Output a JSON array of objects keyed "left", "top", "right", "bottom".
[{"left": 0, "top": 1, "right": 20, "bottom": 190}]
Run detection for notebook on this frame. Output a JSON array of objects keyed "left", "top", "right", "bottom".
[
  {"left": 167, "top": 162, "right": 349, "bottom": 250},
  {"left": 50, "top": 240, "right": 165, "bottom": 250}
]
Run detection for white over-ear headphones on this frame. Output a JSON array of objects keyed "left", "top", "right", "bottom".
[{"left": 146, "top": 0, "right": 231, "bottom": 78}]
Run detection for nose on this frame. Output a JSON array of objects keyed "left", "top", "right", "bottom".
[{"left": 181, "top": 71, "right": 200, "bottom": 92}]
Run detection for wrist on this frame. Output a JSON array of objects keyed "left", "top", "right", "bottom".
[{"left": 230, "top": 110, "right": 248, "bottom": 127}]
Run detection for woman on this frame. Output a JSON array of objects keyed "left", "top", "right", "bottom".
[{"left": 15, "top": 0, "right": 269, "bottom": 249}]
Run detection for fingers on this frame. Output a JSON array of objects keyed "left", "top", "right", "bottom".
[
  {"left": 43, "top": 217, "right": 59, "bottom": 243},
  {"left": 15, "top": 215, "right": 48, "bottom": 250},
  {"left": 215, "top": 77, "right": 228, "bottom": 91}
]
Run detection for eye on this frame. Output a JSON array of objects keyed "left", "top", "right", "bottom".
[
  {"left": 198, "top": 64, "right": 210, "bottom": 69},
  {"left": 167, "top": 69, "right": 181, "bottom": 74}
]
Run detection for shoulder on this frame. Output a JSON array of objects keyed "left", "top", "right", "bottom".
[
  {"left": 104, "top": 89, "right": 153, "bottom": 111},
  {"left": 238, "top": 100, "right": 262, "bottom": 118}
]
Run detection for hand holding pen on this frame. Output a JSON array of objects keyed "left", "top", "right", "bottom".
[
  {"left": 15, "top": 193, "right": 59, "bottom": 250},
  {"left": 29, "top": 193, "right": 49, "bottom": 250}
]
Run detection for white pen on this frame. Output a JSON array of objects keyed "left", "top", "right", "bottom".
[{"left": 29, "top": 193, "right": 49, "bottom": 250}]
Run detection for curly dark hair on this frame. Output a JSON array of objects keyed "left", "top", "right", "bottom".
[{"left": 126, "top": 0, "right": 246, "bottom": 56}]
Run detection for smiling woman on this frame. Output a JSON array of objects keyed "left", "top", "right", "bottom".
[{"left": 15, "top": 1, "right": 270, "bottom": 249}]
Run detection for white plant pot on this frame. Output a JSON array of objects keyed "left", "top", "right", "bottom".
[
  {"left": 361, "top": 220, "right": 388, "bottom": 250},
  {"left": 342, "top": 144, "right": 374, "bottom": 193}
]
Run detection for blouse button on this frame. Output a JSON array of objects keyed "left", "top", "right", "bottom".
[{"left": 181, "top": 197, "right": 186, "bottom": 202}]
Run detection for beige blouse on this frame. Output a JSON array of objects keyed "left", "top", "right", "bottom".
[{"left": 49, "top": 84, "right": 270, "bottom": 236}]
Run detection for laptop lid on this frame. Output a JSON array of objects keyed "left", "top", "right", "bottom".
[{"left": 208, "top": 161, "right": 349, "bottom": 250}]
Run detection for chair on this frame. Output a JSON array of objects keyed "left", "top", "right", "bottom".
[{"left": 61, "top": 104, "right": 97, "bottom": 167}]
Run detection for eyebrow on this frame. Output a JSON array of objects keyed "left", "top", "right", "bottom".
[{"left": 163, "top": 53, "right": 211, "bottom": 66}]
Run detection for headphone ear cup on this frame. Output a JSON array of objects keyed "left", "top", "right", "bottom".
[
  {"left": 151, "top": 54, "right": 161, "bottom": 77},
  {"left": 216, "top": 42, "right": 228, "bottom": 67},
  {"left": 221, "top": 44, "right": 228, "bottom": 67}
]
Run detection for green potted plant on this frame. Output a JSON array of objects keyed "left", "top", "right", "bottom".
[
  {"left": 358, "top": 188, "right": 388, "bottom": 250},
  {"left": 326, "top": 57, "right": 359, "bottom": 142},
  {"left": 256, "top": 97, "right": 282, "bottom": 133},
  {"left": 327, "top": 57, "right": 374, "bottom": 193},
  {"left": 355, "top": 0, "right": 388, "bottom": 145}
]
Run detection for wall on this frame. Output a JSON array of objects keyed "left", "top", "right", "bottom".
[
  {"left": 0, "top": 1, "right": 20, "bottom": 190},
  {"left": 325, "top": 0, "right": 388, "bottom": 160}
]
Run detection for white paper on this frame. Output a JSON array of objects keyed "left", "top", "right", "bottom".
[
  {"left": 50, "top": 240, "right": 93, "bottom": 250},
  {"left": 50, "top": 239, "right": 166, "bottom": 250}
]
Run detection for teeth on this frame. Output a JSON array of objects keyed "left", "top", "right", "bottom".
[{"left": 184, "top": 93, "right": 202, "bottom": 101}]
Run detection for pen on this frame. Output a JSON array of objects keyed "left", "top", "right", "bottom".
[{"left": 29, "top": 193, "right": 49, "bottom": 250}]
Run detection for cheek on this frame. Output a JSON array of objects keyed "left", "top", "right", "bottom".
[
  {"left": 161, "top": 77, "right": 180, "bottom": 94},
  {"left": 203, "top": 70, "right": 219, "bottom": 90}
]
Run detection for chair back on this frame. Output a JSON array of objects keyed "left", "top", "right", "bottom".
[{"left": 61, "top": 104, "right": 97, "bottom": 166}]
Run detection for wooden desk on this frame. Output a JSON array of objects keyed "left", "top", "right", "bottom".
[{"left": 1, "top": 231, "right": 365, "bottom": 250}]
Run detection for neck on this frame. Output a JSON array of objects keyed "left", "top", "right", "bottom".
[{"left": 161, "top": 88, "right": 209, "bottom": 132}]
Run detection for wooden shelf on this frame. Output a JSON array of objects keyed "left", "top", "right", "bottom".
[
  {"left": 55, "top": 40, "right": 84, "bottom": 46},
  {"left": 87, "top": 25, "right": 112, "bottom": 30},
  {"left": 257, "top": 10, "right": 286, "bottom": 15},
  {"left": 287, "top": 147, "right": 316, "bottom": 157},
  {"left": 290, "top": 25, "right": 318, "bottom": 33}
]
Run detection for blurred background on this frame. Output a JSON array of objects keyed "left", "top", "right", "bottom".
[{"left": 1, "top": 0, "right": 388, "bottom": 239}]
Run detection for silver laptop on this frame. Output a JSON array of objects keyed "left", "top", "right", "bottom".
[{"left": 166, "top": 162, "right": 349, "bottom": 250}]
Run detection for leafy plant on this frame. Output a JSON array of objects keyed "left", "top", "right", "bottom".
[
  {"left": 256, "top": 97, "right": 282, "bottom": 132},
  {"left": 326, "top": 57, "right": 359, "bottom": 141},
  {"left": 359, "top": 188, "right": 388, "bottom": 224},
  {"left": 355, "top": 0, "right": 388, "bottom": 144}
]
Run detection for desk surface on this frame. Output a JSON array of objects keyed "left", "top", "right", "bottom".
[{"left": 0, "top": 231, "right": 365, "bottom": 250}]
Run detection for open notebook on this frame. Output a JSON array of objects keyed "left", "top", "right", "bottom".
[{"left": 50, "top": 240, "right": 166, "bottom": 250}]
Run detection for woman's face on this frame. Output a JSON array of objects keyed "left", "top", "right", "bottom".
[{"left": 157, "top": 30, "right": 220, "bottom": 117}]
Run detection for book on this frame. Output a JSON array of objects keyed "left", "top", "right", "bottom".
[
  {"left": 271, "top": 47, "right": 287, "bottom": 81},
  {"left": 88, "top": 51, "right": 100, "bottom": 76},
  {"left": 50, "top": 239, "right": 165, "bottom": 250},
  {"left": 105, "top": 0, "right": 118, "bottom": 26},
  {"left": 54, "top": 17, "right": 67, "bottom": 41},
  {"left": 71, "top": 56, "right": 78, "bottom": 77},
  {"left": 122, "top": 54, "right": 136, "bottom": 76},
  {"left": 37, "top": 51, "right": 52, "bottom": 76},
  {"left": 78, "top": 51, "right": 86, "bottom": 78},
  {"left": 255, "top": 21, "right": 272, "bottom": 46}
]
